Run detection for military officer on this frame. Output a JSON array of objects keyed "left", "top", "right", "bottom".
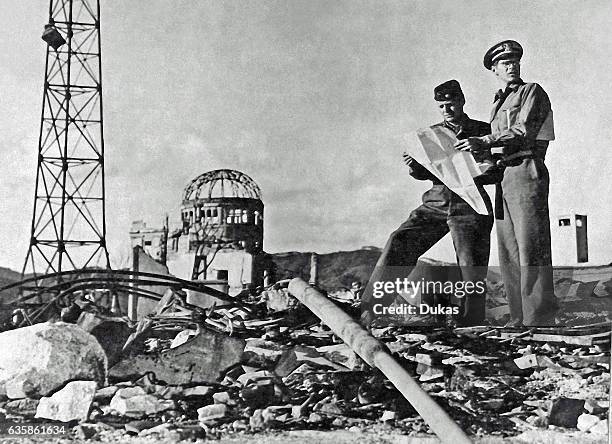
[
  {"left": 361, "top": 80, "right": 493, "bottom": 327},
  {"left": 455, "top": 40, "right": 557, "bottom": 326}
]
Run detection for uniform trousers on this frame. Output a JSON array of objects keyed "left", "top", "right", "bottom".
[
  {"left": 362, "top": 200, "right": 493, "bottom": 326},
  {"left": 495, "top": 157, "right": 558, "bottom": 325}
]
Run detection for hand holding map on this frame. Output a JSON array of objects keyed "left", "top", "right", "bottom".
[{"left": 404, "top": 125, "right": 490, "bottom": 215}]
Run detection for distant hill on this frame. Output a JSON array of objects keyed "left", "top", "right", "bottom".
[
  {"left": 0, "top": 266, "right": 24, "bottom": 303},
  {"left": 271, "top": 248, "right": 382, "bottom": 290},
  {"left": 270, "top": 248, "right": 499, "bottom": 290}
]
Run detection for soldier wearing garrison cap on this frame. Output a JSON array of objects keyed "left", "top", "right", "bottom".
[
  {"left": 455, "top": 40, "right": 557, "bottom": 326},
  {"left": 361, "top": 80, "right": 493, "bottom": 328}
]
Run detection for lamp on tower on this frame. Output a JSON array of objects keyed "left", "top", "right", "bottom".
[{"left": 41, "top": 24, "right": 66, "bottom": 50}]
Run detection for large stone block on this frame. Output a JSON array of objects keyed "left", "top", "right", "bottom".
[{"left": 0, "top": 322, "right": 107, "bottom": 399}]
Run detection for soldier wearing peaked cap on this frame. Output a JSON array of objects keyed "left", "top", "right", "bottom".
[
  {"left": 455, "top": 40, "right": 557, "bottom": 326},
  {"left": 361, "top": 80, "right": 493, "bottom": 328}
]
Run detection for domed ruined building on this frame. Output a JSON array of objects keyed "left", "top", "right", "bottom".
[{"left": 130, "top": 169, "right": 273, "bottom": 297}]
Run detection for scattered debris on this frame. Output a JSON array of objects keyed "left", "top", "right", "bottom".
[
  {"left": 0, "top": 271, "right": 609, "bottom": 441},
  {"left": 110, "top": 329, "right": 245, "bottom": 384}
]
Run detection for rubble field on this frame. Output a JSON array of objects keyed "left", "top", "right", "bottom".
[{"left": 0, "top": 278, "right": 610, "bottom": 444}]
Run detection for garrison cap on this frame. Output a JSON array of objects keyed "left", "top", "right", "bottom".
[
  {"left": 434, "top": 80, "right": 464, "bottom": 101},
  {"left": 483, "top": 40, "right": 523, "bottom": 70}
]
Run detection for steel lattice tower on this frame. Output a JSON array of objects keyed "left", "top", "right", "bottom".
[{"left": 23, "top": 0, "right": 110, "bottom": 279}]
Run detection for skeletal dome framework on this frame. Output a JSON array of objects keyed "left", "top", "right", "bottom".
[
  {"left": 179, "top": 169, "right": 264, "bottom": 253},
  {"left": 183, "top": 169, "right": 262, "bottom": 202}
]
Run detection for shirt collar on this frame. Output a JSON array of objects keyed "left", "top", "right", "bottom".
[
  {"left": 443, "top": 113, "right": 469, "bottom": 133},
  {"left": 494, "top": 78, "right": 525, "bottom": 102}
]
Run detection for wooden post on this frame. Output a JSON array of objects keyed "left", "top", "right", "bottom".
[
  {"left": 288, "top": 278, "right": 472, "bottom": 444},
  {"left": 309, "top": 253, "right": 319, "bottom": 286},
  {"left": 128, "top": 246, "right": 139, "bottom": 322}
]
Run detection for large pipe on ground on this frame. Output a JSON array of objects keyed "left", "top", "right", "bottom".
[{"left": 288, "top": 277, "right": 471, "bottom": 444}]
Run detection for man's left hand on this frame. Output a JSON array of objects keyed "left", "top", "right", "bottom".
[{"left": 455, "top": 137, "right": 487, "bottom": 152}]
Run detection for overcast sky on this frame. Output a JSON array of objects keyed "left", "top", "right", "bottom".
[{"left": 0, "top": 1, "right": 610, "bottom": 271}]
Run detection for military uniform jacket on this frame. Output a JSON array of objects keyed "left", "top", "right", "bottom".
[
  {"left": 408, "top": 116, "right": 492, "bottom": 216},
  {"left": 484, "top": 80, "right": 552, "bottom": 156}
]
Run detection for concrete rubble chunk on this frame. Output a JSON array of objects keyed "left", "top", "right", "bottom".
[
  {"left": 232, "top": 420, "right": 249, "bottom": 431},
  {"left": 415, "top": 353, "right": 440, "bottom": 366},
  {"left": 5, "top": 398, "right": 40, "bottom": 416},
  {"left": 124, "top": 420, "right": 161, "bottom": 434},
  {"left": 308, "top": 412, "right": 323, "bottom": 423},
  {"left": 213, "top": 391, "right": 231, "bottom": 404},
  {"left": 240, "top": 382, "right": 282, "bottom": 409},
  {"left": 73, "top": 422, "right": 115, "bottom": 440},
  {"left": 584, "top": 399, "right": 608, "bottom": 414},
  {"left": 589, "top": 419, "right": 609, "bottom": 435},
  {"left": 155, "top": 385, "right": 183, "bottom": 399},
  {"left": 35, "top": 380, "right": 97, "bottom": 422},
  {"left": 0, "top": 322, "right": 107, "bottom": 399},
  {"left": 318, "top": 401, "right": 342, "bottom": 415},
  {"left": 576, "top": 413, "right": 600, "bottom": 432},
  {"left": 416, "top": 363, "right": 444, "bottom": 381},
  {"left": 198, "top": 404, "right": 227, "bottom": 422},
  {"left": 110, "top": 329, "right": 245, "bottom": 384},
  {"left": 243, "top": 339, "right": 286, "bottom": 367},
  {"left": 181, "top": 386, "right": 213, "bottom": 397},
  {"left": 548, "top": 398, "right": 585, "bottom": 428},
  {"left": 380, "top": 410, "right": 396, "bottom": 422},
  {"left": 316, "top": 343, "right": 360, "bottom": 370},
  {"left": 237, "top": 370, "right": 275, "bottom": 386},
  {"left": 249, "top": 408, "right": 265, "bottom": 431},
  {"left": 274, "top": 346, "right": 345, "bottom": 377},
  {"left": 109, "top": 386, "right": 175, "bottom": 418},
  {"left": 514, "top": 354, "right": 539, "bottom": 369},
  {"left": 94, "top": 385, "right": 119, "bottom": 401},
  {"left": 138, "top": 423, "right": 204, "bottom": 440}
]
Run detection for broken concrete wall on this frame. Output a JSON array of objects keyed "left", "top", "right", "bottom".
[{"left": 133, "top": 246, "right": 171, "bottom": 319}]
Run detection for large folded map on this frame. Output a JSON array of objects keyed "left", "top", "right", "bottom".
[{"left": 404, "top": 126, "right": 489, "bottom": 215}]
